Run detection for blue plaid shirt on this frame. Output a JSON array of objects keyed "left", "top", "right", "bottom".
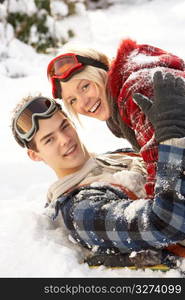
[{"left": 55, "top": 144, "right": 185, "bottom": 254}]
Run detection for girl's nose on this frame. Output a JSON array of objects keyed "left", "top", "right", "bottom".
[{"left": 77, "top": 95, "right": 91, "bottom": 112}]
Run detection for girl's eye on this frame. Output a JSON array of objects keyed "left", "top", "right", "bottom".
[
  {"left": 82, "top": 83, "right": 89, "bottom": 91},
  {"left": 70, "top": 98, "right": 76, "bottom": 105}
]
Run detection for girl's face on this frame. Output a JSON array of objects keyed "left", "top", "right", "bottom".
[{"left": 61, "top": 79, "right": 111, "bottom": 121}]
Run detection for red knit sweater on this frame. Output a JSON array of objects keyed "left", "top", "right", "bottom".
[{"left": 108, "top": 39, "right": 185, "bottom": 197}]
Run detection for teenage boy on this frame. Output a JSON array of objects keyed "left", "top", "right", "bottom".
[{"left": 11, "top": 72, "right": 185, "bottom": 268}]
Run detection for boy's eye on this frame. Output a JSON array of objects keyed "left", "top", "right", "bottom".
[
  {"left": 45, "top": 137, "right": 53, "bottom": 145},
  {"left": 62, "top": 123, "right": 70, "bottom": 130}
]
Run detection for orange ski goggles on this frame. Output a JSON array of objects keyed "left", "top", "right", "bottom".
[{"left": 47, "top": 53, "right": 109, "bottom": 98}]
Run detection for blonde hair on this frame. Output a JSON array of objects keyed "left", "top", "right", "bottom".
[{"left": 58, "top": 45, "right": 110, "bottom": 120}]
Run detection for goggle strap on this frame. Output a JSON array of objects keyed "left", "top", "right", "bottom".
[
  {"left": 54, "top": 78, "right": 62, "bottom": 99},
  {"left": 12, "top": 120, "right": 27, "bottom": 148},
  {"left": 76, "top": 55, "right": 109, "bottom": 71}
]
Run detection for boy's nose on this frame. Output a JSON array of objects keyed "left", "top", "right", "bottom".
[{"left": 58, "top": 132, "right": 71, "bottom": 147}]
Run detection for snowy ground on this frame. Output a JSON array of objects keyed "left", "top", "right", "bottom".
[{"left": 1, "top": 0, "right": 185, "bottom": 277}]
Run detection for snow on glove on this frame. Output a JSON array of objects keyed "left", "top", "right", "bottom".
[{"left": 133, "top": 71, "right": 185, "bottom": 143}]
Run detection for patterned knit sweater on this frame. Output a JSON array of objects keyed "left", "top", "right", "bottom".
[
  {"left": 106, "top": 39, "right": 185, "bottom": 198},
  {"left": 46, "top": 144, "right": 185, "bottom": 256}
]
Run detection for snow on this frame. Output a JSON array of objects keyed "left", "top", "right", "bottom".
[
  {"left": 50, "top": 0, "right": 68, "bottom": 18},
  {"left": 113, "top": 170, "right": 146, "bottom": 198},
  {"left": 8, "top": 0, "right": 37, "bottom": 15},
  {"left": 1, "top": 0, "right": 185, "bottom": 278},
  {"left": 131, "top": 52, "right": 160, "bottom": 65},
  {"left": 124, "top": 199, "right": 147, "bottom": 223}
]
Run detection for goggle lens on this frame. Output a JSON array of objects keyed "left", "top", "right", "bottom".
[{"left": 53, "top": 56, "right": 78, "bottom": 76}]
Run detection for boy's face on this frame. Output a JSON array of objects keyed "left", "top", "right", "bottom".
[{"left": 28, "top": 111, "right": 90, "bottom": 177}]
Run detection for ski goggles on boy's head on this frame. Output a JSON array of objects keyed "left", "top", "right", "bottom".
[
  {"left": 47, "top": 53, "right": 109, "bottom": 98},
  {"left": 14, "top": 97, "right": 60, "bottom": 146}
]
